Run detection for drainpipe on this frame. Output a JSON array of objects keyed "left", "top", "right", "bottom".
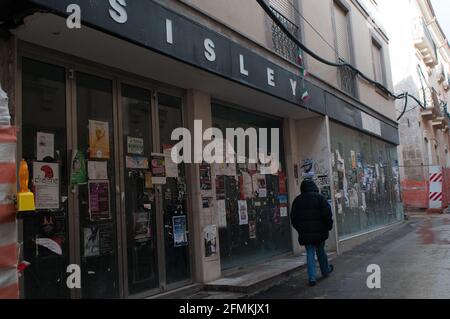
[{"left": 0, "top": 83, "right": 18, "bottom": 298}]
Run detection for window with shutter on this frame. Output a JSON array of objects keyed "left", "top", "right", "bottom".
[
  {"left": 333, "top": 1, "right": 357, "bottom": 97},
  {"left": 334, "top": 2, "right": 351, "bottom": 62},
  {"left": 371, "top": 40, "right": 384, "bottom": 84},
  {"left": 269, "top": 0, "right": 295, "bottom": 22}
]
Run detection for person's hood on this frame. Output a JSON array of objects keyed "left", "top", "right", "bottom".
[{"left": 300, "top": 179, "right": 319, "bottom": 193}]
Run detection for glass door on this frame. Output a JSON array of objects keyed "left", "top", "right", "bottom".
[
  {"left": 120, "top": 84, "right": 159, "bottom": 295},
  {"left": 75, "top": 72, "right": 119, "bottom": 298},
  {"left": 21, "top": 58, "right": 70, "bottom": 299},
  {"left": 157, "top": 93, "right": 191, "bottom": 286}
]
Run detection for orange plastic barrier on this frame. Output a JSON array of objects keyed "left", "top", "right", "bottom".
[{"left": 401, "top": 179, "right": 429, "bottom": 209}]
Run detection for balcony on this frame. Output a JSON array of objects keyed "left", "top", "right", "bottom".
[
  {"left": 270, "top": 7, "right": 300, "bottom": 64},
  {"left": 431, "top": 117, "right": 445, "bottom": 130},
  {"left": 421, "top": 109, "right": 435, "bottom": 120},
  {"left": 412, "top": 18, "right": 438, "bottom": 68}
]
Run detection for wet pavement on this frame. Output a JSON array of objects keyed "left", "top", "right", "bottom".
[{"left": 252, "top": 214, "right": 450, "bottom": 299}]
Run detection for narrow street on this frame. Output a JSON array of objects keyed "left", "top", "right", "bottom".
[{"left": 253, "top": 214, "right": 450, "bottom": 299}]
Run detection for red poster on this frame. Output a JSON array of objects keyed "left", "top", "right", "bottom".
[{"left": 278, "top": 171, "right": 287, "bottom": 194}]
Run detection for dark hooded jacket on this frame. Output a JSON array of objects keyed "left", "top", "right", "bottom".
[{"left": 290, "top": 180, "right": 333, "bottom": 245}]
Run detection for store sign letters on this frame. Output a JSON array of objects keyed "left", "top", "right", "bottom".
[
  {"left": 31, "top": 0, "right": 398, "bottom": 144},
  {"left": 34, "top": 0, "right": 312, "bottom": 104}
]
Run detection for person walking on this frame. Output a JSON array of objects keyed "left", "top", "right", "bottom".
[{"left": 290, "top": 179, "right": 334, "bottom": 287}]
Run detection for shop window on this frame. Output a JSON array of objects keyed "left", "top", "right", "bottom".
[
  {"left": 76, "top": 72, "right": 119, "bottom": 298},
  {"left": 330, "top": 121, "right": 403, "bottom": 238},
  {"left": 212, "top": 104, "right": 291, "bottom": 270},
  {"left": 121, "top": 84, "right": 158, "bottom": 295},
  {"left": 21, "top": 58, "right": 69, "bottom": 299},
  {"left": 158, "top": 93, "right": 191, "bottom": 285},
  {"left": 371, "top": 38, "right": 385, "bottom": 85}
]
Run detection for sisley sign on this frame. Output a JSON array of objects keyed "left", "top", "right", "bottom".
[{"left": 29, "top": 0, "right": 325, "bottom": 115}]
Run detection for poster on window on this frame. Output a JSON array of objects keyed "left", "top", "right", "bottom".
[
  {"left": 215, "top": 175, "right": 226, "bottom": 200},
  {"left": 163, "top": 145, "right": 179, "bottom": 178},
  {"left": 33, "top": 162, "right": 60, "bottom": 210},
  {"left": 70, "top": 150, "right": 87, "bottom": 185},
  {"left": 126, "top": 155, "right": 149, "bottom": 169},
  {"left": 83, "top": 224, "right": 114, "bottom": 257},
  {"left": 151, "top": 154, "right": 166, "bottom": 184},
  {"left": 249, "top": 220, "right": 257, "bottom": 239},
  {"left": 36, "top": 132, "right": 54, "bottom": 161},
  {"left": 239, "top": 172, "right": 253, "bottom": 200},
  {"left": 199, "top": 162, "right": 212, "bottom": 190},
  {"left": 88, "top": 180, "right": 111, "bottom": 221},
  {"left": 217, "top": 199, "right": 227, "bottom": 228},
  {"left": 301, "top": 158, "right": 315, "bottom": 179},
  {"left": 83, "top": 226, "right": 100, "bottom": 257},
  {"left": 89, "top": 120, "right": 110, "bottom": 159},
  {"left": 256, "top": 176, "right": 267, "bottom": 198},
  {"left": 88, "top": 161, "right": 108, "bottom": 180},
  {"left": 278, "top": 171, "right": 288, "bottom": 194},
  {"left": 134, "top": 212, "right": 151, "bottom": 242},
  {"left": 127, "top": 137, "right": 144, "bottom": 155},
  {"left": 350, "top": 150, "right": 357, "bottom": 170},
  {"left": 280, "top": 206, "right": 288, "bottom": 217},
  {"left": 238, "top": 200, "right": 249, "bottom": 225},
  {"left": 204, "top": 224, "right": 217, "bottom": 257},
  {"left": 173, "top": 215, "right": 188, "bottom": 247}
]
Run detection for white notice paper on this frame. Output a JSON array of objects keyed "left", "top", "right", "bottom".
[
  {"left": 37, "top": 132, "right": 54, "bottom": 161},
  {"left": 88, "top": 161, "right": 108, "bottom": 180},
  {"left": 164, "top": 146, "right": 179, "bottom": 178},
  {"left": 33, "top": 162, "right": 60, "bottom": 210},
  {"left": 217, "top": 199, "right": 227, "bottom": 228},
  {"left": 238, "top": 200, "right": 249, "bottom": 225}
]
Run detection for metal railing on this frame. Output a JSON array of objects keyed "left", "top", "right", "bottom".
[
  {"left": 339, "top": 58, "right": 358, "bottom": 98},
  {"left": 270, "top": 6, "right": 300, "bottom": 64}
]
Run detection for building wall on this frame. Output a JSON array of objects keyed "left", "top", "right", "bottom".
[
  {"left": 380, "top": 0, "right": 450, "bottom": 210},
  {"left": 179, "top": 0, "right": 271, "bottom": 49},
  {"left": 176, "top": 0, "right": 397, "bottom": 121}
]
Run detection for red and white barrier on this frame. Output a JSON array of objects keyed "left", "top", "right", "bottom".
[
  {"left": 429, "top": 166, "right": 443, "bottom": 210},
  {"left": 0, "top": 126, "right": 18, "bottom": 299}
]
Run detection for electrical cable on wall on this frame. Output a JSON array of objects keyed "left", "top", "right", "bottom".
[{"left": 256, "top": 0, "right": 427, "bottom": 120}]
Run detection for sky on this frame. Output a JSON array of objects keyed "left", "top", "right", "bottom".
[{"left": 430, "top": 0, "right": 450, "bottom": 40}]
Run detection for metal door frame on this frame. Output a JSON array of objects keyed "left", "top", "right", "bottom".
[{"left": 17, "top": 41, "right": 194, "bottom": 299}]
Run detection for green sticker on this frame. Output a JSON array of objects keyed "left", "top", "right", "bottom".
[{"left": 71, "top": 150, "right": 87, "bottom": 185}]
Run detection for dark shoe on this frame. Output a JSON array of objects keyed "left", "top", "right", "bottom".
[
  {"left": 308, "top": 281, "right": 316, "bottom": 287},
  {"left": 323, "top": 264, "right": 334, "bottom": 278}
]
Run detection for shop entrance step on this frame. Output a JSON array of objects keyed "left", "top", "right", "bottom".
[{"left": 203, "top": 254, "right": 310, "bottom": 296}]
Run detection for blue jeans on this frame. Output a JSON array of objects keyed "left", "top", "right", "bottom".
[{"left": 305, "top": 241, "right": 331, "bottom": 282}]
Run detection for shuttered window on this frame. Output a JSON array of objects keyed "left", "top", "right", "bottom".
[
  {"left": 334, "top": 2, "right": 351, "bottom": 62},
  {"left": 269, "top": 0, "right": 295, "bottom": 22},
  {"left": 371, "top": 40, "right": 384, "bottom": 84}
]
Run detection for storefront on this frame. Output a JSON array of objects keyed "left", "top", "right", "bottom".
[
  {"left": 20, "top": 56, "right": 191, "bottom": 298},
  {"left": 330, "top": 121, "right": 403, "bottom": 238},
  {"left": 1, "top": 0, "right": 404, "bottom": 299},
  {"left": 211, "top": 104, "right": 291, "bottom": 270}
]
